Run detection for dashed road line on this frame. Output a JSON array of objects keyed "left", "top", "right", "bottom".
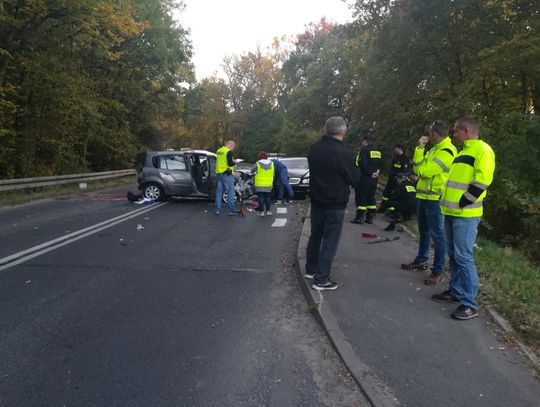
[{"left": 271, "top": 218, "right": 287, "bottom": 227}]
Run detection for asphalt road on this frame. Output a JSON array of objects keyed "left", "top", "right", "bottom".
[{"left": 0, "top": 187, "right": 367, "bottom": 407}]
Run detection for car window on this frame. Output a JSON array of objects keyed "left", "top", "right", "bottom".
[
  {"left": 160, "top": 155, "right": 186, "bottom": 171},
  {"left": 282, "top": 158, "right": 308, "bottom": 169},
  {"left": 208, "top": 156, "right": 216, "bottom": 174}
]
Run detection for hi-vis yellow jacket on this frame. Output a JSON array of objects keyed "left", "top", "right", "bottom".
[
  {"left": 254, "top": 161, "right": 274, "bottom": 188},
  {"left": 440, "top": 139, "right": 495, "bottom": 218},
  {"left": 413, "top": 137, "right": 457, "bottom": 201},
  {"left": 216, "top": 146, "right": 234, "bottom": 174}
]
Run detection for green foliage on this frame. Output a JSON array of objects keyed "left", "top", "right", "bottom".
[
  {"left": 0, "top": 0, "right": 193, "bottom": 178},
  {"left": 475, "top": 238, "right": 540, "bottom": 351}
]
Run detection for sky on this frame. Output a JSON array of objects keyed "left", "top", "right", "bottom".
[{"left": 174, "top": 0, "right": 355, "bottom": 80}]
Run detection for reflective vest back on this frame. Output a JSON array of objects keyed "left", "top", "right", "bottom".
[
  {"left": 254, "top": 162, "right": 274, "bottom": 187},
  {"left": 216, "top": 146, "right": 234, "bottom": 174}
]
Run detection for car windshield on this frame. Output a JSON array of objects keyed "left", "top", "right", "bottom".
[{"left": 282, "top": 158, "right": 308, "bottom": 170}]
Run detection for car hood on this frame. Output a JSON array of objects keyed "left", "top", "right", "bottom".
[{"left": 288, "top": 168, "right": 309, "bottom": 178}]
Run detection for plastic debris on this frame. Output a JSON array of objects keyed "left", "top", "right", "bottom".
[
  {"left": 137, "top": 224, "right": 144, "bottom": 231},
  {"left": 134, "top": 197, "right": 153, "bottom": 205}
]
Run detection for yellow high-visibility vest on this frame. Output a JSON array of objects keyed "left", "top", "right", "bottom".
[
  {"left": 440, "top": 139, "right": 495, "bottom": 218},
  {"left": 413, "top": 137, "right": 457, "bottom": 201},
  {"left": 216, "top": 146, "right": 234, "bottom": 174},
  {"left": 254, "top": 162, "right": 274, "bottom": 187}
]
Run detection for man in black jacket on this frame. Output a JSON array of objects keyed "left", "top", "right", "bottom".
[{"left": 305, "top": 116, "right": 359, "bottom": 291}]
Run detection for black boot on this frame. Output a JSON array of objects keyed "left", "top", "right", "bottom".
[
  {"left": 350, "top": 210, "right": 366, "bottom": 224},
  {"left": 365, "top": 211, "right": 374, "bottom": 224}
]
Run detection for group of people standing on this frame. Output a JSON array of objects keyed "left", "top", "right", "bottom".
[
  {"left": 305, "top": 116, "right": 495, "bottom": 321},
  {"left": 213, "top": 141, "right": 294, "bottom": 217}
]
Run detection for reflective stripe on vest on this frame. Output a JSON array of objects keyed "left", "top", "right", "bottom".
[
  {"left": 413, "top": 138, "right": 457, "bottom": 201},
  {"left": 254, "top": 162, "right": 274, "bottom": 187},
  {"left": 440, "top": 140, "right": 495, "bottom": 218},
  {"left": 216, "top": 146, "right": 234, "bottom": 174}
]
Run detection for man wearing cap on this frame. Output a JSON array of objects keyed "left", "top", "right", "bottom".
[
  {"left": 401, "top": 121, "right": 457, "bottom": 285},
  {"left": 379, "top": 143, "right": 409, "bottom": 212},
  {"left": 351, "top": 134, "right": 382, "bottom": 224}
]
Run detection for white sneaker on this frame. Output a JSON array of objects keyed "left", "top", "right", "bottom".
[
  {"left": 275, "top": 200, "right": 283, "bottom": 205},
  {"left": 257, "top": 211, "right": 265, "bottom": 216},
  {"left": 266, "top": 211, "right": 273, "bottom": 216}
]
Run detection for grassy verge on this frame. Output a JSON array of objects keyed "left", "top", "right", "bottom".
[
  {"left": 400, "top": 216, "right": 539, "bottom": 353},
  {"left": 0, "top": 176, "right": 137, "bottom": 207},
  {"left": 475, "top": 239, "right": 540, "bottom": 353}
]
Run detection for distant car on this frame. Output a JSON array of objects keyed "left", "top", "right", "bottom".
[
  {"left": 136, "top": 150, "right": 253, "bottom": 202},
  {"left": 275, "top": 157, "right": 310, "bottom": 196}
]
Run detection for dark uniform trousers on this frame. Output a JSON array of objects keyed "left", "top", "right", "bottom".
[{"left": 354, "top": 175, "right": 378, "bottom": 214}]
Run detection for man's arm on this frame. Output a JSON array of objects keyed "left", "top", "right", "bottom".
[
  {"left": 226, "top": 151, "right": 235, "bottom": 167},
  {"left": 413, "top": 148, "right": 454, "bottom": 178},
  {"left": 459, "top": 145, "right": 496, "bottom": 207}
]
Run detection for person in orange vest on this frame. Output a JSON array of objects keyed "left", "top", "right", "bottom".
[{"left": 251, "top": 151, "right": 275, "bottom": 216}]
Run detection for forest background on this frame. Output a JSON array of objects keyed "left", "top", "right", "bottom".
[{"left": 1, "top": 0, "right": 539, "bottom": 261}]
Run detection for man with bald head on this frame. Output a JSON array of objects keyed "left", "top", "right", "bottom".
[{"left": 215, "top": 140, "right": 240, "bottom": 215}]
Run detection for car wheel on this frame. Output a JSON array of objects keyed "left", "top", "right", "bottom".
[
  {"left": 222, "top": 190, "right": 238, "bottom": 203},
  {"left": 143, "top": 183, "right": 163, "bottom": 201}
]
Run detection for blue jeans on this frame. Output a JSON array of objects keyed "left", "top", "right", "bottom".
[
  {"left": 214, "top": 173, "right": 236, "bottom": 213},
  {"left": 257, "top": 192, "right": 272, "bottom": 212},
  {"left": 415, "top": 199, "right": 446, "bottom": 274},
  {"left": 277, "top": 171, "right": 294, "bottom": 200},
  {"left": 305, "top": 207, "right": 345, "bottom": 284},
  {"left": 445, "top": 216, "right": 481, "bottom": 309}
]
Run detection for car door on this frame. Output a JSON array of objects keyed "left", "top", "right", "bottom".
[
  {"left": 206, "top": 155, "right": 217, "bottom": 198},
  {"left": 157, "top": 154, "right": 193, "bottom": 196}
]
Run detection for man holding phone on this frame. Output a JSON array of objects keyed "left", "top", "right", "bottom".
[{"left": 401, "top": 121, "right": 457, "bottom": 285}]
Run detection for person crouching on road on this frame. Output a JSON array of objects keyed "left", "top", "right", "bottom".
[
  {"left": 251, "top": 151, "right": 275, "bottom": 216},
  {"left": 306, "top": 116, "right": 360, "bottom": 291},
  {"left": 432, "top": 116, "right": 495, "bottom": 320},
  {"left": 385, "top": 172, "right": 418, "bottom": 222},
  {"left": 379, "top": 143, "right": 409, "bottom": 212},
  {"left": 215, "top": 140, "right": 240, "bottom": 215}
]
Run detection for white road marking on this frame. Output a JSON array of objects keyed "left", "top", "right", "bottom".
[
  {"left": 271, "top": 218, "right": 287, "bottom": 227},
  {"left": 276, "top": 207, "right": 287, "bottom": 214},
  {"left": 0, "top": 202, "right": 168, "bottom": 272}
]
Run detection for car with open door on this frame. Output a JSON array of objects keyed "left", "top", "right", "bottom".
[
  {"left": 136, "top": 150, "right": 254, "bottom": 202},
  {"left": 136, "top": 150, "right": 217, "bottom": 201}
]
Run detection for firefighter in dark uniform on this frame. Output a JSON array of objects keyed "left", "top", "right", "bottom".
[
  {"left": 386, "top": 172, "right": 418, "bottom": 221},
  {"left": 379, "top": 143, "right": 409, "bottom": 212},
  {"left": 351, "top": 134, "right": 382, "bottom": 224}
]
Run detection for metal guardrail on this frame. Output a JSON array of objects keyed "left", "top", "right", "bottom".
[{"left": 0, "top": 169, "right": 136, "bottom": 192}]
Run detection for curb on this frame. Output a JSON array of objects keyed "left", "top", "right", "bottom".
[
  {"left": 486, "top": 309, "right": 540, "bottom": 371},
  {"left": 295, "top": 209, "right": 401, "bottom": 407}
]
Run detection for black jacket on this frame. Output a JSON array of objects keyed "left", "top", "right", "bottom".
[
  {"left": 389, "top": 153, "right": 409, "bottom": 176},
  {"left": 308, "top": 136, "right": 360, "bottom": 209},
  {"left": 389, "top": 178, "right": 418, "bottom": 214},
  {"left": 356, "top": 145, "right": 383, "bottom": 177}
]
